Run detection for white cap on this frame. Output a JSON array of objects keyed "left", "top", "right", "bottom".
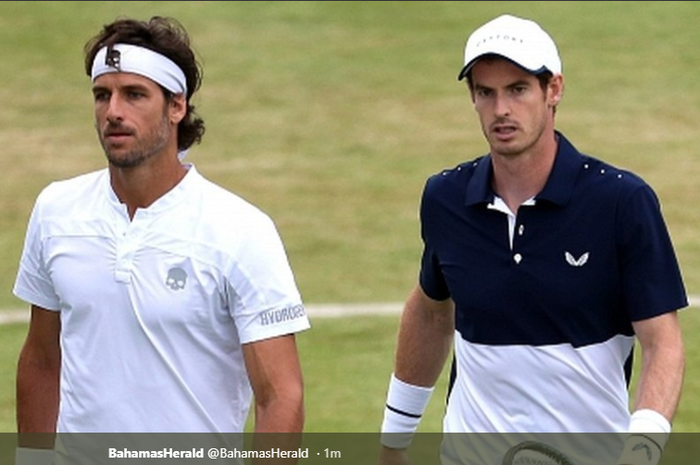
[{"left": 457, "top": 14, "right": 561, "bottom": 80}]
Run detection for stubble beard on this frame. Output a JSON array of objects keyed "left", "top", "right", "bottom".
[{"left": 99, "top": 114, "right": 171, "bottom": 169}]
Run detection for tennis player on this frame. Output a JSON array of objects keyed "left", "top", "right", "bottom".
[
  {"left": 14, "top": 16, "right": 309, "bottom": 464},
  {"left": 379, "top": 14, "right": 687, "bottom": 465}
]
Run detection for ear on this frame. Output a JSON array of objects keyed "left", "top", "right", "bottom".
[
  {"left": 548, "top": 74, "right": 565, "bottom": 107},
  {"left": 169, "top": 93, "right": 187, "bottom": 125}
]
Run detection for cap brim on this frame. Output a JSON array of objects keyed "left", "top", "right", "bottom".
[
  {"left": 457, "top": 54, "right": 551, "bottom": 81},
  {"left": 457, "top": 64, "right": 470, "bottom": 81}
]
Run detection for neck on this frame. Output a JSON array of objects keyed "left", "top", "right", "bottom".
[
  {"left": 110, "top": 155, "right": 187, "bottom": 219},
  {"left": 491, "top": 132, "right": 558, "bottom": 212}
]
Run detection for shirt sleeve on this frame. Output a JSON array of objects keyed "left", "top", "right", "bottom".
[
  {"left": 225, "top": 213, "right": 310, "bottom": 344},
  {"left": 13, "top": 188, "right": 62, "bottom": 311},
  {"left": 418, "top": 177, "right": 451, "bottom": 301},
  {"left": 618, "top": 183, "right": 688, "bottom": 321}
]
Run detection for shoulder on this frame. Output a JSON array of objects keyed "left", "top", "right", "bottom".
[
  {"left": 40, "top": 169, "right": 105, "bottom": 195},
  {"left": 186, "top": 170, "right": 280, "bottom": 246},
  {"left": 424, "top": 155, "right": 488, "bottom": 193},
  {"left": 194, "top": 173, "right": 273, "bottom": 225},
  {"left": 35, "top": 169, "right": 107, "bottom": 210},
  {"left": 555, "top": 132, "right": 651, "bottom": 197},
  {"left": 576, "top": 154, "right": 657, "bottom": 205},
  {"left": 578, "top": 155, "right": 648, "bottom": 189},
  {"left": 421, "top": 154, "right": 492, "bottom": 213},
  {"left": 545, "top": 133, "right": 658, "bottom": 212}
]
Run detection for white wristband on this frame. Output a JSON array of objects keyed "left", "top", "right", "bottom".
[
  {"left": 15, "top": 447, "right": 54, "bottom": 465},
  {"left": 617, "top": 409, "right": 671, "bottom": 465},
  {"left": 629, "top": 409, "right": 671, "bottom": 437},
  {"left": 380, "top": 373, "right": 434, "bottom": 449}
]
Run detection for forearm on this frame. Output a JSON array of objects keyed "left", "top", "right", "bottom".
[
  {"left": 17, "top": 351, "right": 60, "bottom": 446},
  {"left": 245, "top": 334, "right": 305, "bottom": 464},
  {"left": 618, "top": 344, "right": 683, "bottom": 465},
  {"left": 254, "top": 395, "right": 304, "bottom": 433},
  {"left": 633, "top": 342, "right": 684, "bottom": 422},
  {"left": 394, "top": 285, "right": 454, "bottom": 387},
  {"left": 252, "top": 398, "right": 304, "bottom": 465},
  {"left": 16, "top": 346, "right": 60, "bottom": 433},
  {"left": 617, "top": 314, "right": 685, "bottom": 465},
  {"left": 17, "top": 306, "right": 61, "bottom": 438},
  {"left": 631, "top": 313, "right": 685, "bottom": 422},
  {"left": 379, "top": 285, "right": 453, "bottom": 456}
]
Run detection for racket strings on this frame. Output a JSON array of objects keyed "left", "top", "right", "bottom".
[
  {"left": 504, "top": 442, "right": 575, "bottom": 465},
  {"left": 512, "top": 453, "right": 563, "bottom": 465}
]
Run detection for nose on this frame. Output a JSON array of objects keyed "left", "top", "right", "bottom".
[
  {"left": 494, "top": 93, "right": 511, "bottom": 117},
  {"left": 104, "top": 95, "right": 125, "bottom": 123}
]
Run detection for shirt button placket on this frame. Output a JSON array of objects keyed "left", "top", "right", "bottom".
[{"left": 513, "top": 223, "right": 525, "bottom": 264}]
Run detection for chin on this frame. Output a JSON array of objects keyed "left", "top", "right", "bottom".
[{"left": 106, "top": 153, "right": 144, "bottom": 169}]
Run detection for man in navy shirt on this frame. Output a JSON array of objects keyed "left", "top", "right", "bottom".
[{"left": 379, "top": 14, "right": 687, "bottom": 465}]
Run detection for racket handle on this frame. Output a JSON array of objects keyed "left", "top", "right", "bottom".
[{"left": 617, "top": 434, "right": 663, "bottom": 465}]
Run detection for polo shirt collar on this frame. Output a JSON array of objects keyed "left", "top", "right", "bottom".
[
  {"left": 139, "top": 164, "right": 199, "bottom": 215},
  {"left": 465, "top": 154, "right": 495, "bottom": 206},
  {"left": 107, "top": 163, "right": 200, "bottom": 216},
  {"left": 535, "top": 131, "right": 581, "bottom": 207},
  {"left": 465, "top": 131, "right": 582, "bottom": 208}
]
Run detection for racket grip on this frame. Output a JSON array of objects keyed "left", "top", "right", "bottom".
[{"left": 617, "top": 434, "right": 664, "bottom": 465}]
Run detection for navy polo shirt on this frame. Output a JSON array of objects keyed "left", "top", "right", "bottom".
[{"left": 419, "top": 132, "right": 687, "bottom": 348}]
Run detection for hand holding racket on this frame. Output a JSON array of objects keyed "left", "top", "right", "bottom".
[{"left": 617, "top": 434, "right": 664, "bottom": 465}]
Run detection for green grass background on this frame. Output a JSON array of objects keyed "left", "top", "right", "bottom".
[{"left": 0, "top": 1, "right": 698, "bottom": 433}]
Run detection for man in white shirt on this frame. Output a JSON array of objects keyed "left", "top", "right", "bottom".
[{"left": 14, "top": 15, "right": 310, "bottom": 464}]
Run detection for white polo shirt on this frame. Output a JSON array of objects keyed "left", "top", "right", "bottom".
[{"left": 14, "top": 165, "right": 310, "bottom": 432}]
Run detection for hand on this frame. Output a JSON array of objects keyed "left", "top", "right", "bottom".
[
  {"left": 378, "top": 445, "right": 410, "bottom": 465},
  {"left": 617, "top": 434, "right": 662, "bottom": 465}
]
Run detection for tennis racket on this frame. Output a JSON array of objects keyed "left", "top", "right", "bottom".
[{"left": 502, "top": 441, "right": 576, "bottom": 465}]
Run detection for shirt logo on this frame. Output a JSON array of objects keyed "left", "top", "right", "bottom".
[
  {"left": 165, "top": 267, "right": 187, "bottom": 290},
  {"left": 259, "top": 304, "right": 306, "bottom": 326},
  {"left": 565, "top": 251, "right": 589, "bottom": 267}
]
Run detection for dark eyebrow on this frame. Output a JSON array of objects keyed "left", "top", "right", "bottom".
[
  {"left": 91, "top": 82, "right": 152, "bottom": 95},
  {"left": 473, "top": 79, "right": 532, "bottom": 93},
  {"left": 507, "top": 79, "right": 532, "bottom": 88}
]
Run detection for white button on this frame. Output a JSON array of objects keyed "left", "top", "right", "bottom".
[
  {"left": 518, "top": 224, "right": 524, "bottom": 236},
  {"left": 513, "top": 253, "right": 522, "bottom": 264}
]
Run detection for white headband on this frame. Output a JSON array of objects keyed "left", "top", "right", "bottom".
[{"left": 91, "top": 43, "right": 187, "bottom": 95}]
